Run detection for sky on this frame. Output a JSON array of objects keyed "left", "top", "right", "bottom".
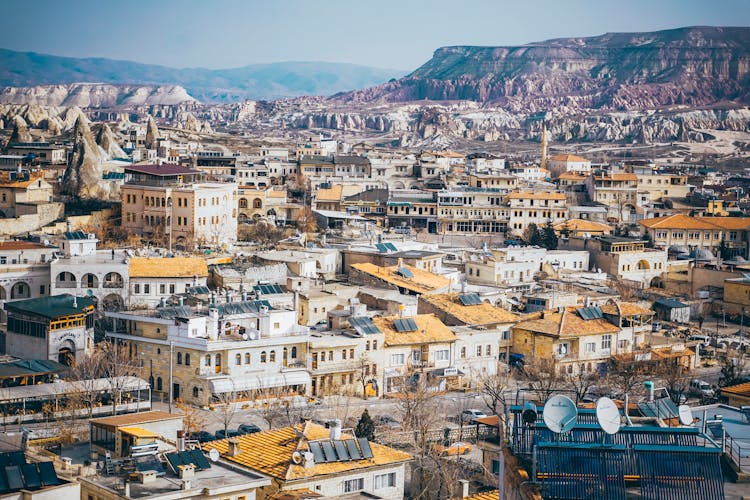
[{"left": 2, "top": 0, "right": 749, "bottom": 70}]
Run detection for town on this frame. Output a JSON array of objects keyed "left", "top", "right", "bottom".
[{"left": 0, "top": 110, "right": 748, "bottom": 500}]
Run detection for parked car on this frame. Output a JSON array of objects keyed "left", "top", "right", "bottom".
[
  {"left": 689, "top": 379, "right": 715, "bottom": 398},
  {"left": 376, "top": 415, "right": 401, "bottom": 429},
  {"left": 460, "top": 409, "right": 487, "bottom": 423},
  {"left": 215, "top": 429, "right": 240, "bottom": 439},
  {"left": 431, "top": 442, "right": 473, "bottom": 456},
  {"left": 237, "top": 424, "right": 262, "bottom": 435},
  {"left": 187, "top": 431, "right": 215, "bottom": 443}
]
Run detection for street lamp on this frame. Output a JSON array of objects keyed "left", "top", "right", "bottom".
[{"left": 167, "top": 198, "right": 173, "bottom": 255}]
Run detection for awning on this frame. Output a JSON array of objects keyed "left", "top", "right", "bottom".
[
  {"left": 119, "top": 427, "right": 159, "bottom": 438},
  {"left": 209, "top": 371, "right": 311, "bottom": 394}
]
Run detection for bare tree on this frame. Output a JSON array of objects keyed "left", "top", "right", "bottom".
[
  {"left": 214, "top": 386, "right": 240, "bottom": 434},
  {"left": 68, "top": 348, "right": 106, "bottom": 418},
  {"left": 101, "top": 341, "right": 140, "bottom": 415},
  {"left": 175, "top": 399, "right": 208, "bottom": 436},
  {"left": 357, "top": 353, "right": 372, "bottom": 401},
  {"left": 523, "top": 358, "right": 566, "bottom": 402},
  {"left": 566, "top": 364, "right": 601, "bottom": 403},
  {"left": 606, "top": 356, "right": 646, "bottom": 397},
  {"left": 480, "top": 371, "right": 511, "bottom": 418}
]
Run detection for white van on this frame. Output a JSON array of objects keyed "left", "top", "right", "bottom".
[{"left": 689, "top": 379, "right": 715, "bottom": 398}]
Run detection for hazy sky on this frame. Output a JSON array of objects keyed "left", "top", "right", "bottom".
[{"left": 3, "top": 0, "right": 749, "bottom": 70}]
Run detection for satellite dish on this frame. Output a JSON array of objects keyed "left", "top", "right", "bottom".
[
  {"left": 543, "top": 395, "right": 578, "bottom": 433},
  {"left": 522, "top": 401, "right": 538, "bottom": 425},
  {"left": 291, "top": 451, "right": 303, "bottom": 464},
  {"left": 596, "top": 397, "right": 622, "bottom": 435},
  {"left": 208, "top": 449, "right": 220, "bottom": 462},
  {"left": 678, "top": 405, "right": 693, "bottom": 426}
]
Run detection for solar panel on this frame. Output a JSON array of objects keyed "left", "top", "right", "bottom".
[
  {"left": 0, "top": 465, "right": 8, "bottom": 493},
  {"left": 394, "top": 319, "right": 418, "bottom": 332},
  {"left": 321, "top": 441, "right": 337, "bottom": 462},
  {"left": 385, "top": 243, "right": 398, "bottom": 251},
  {"left": 345, "top": 439, "right": 362, "bottom": 460},
  {"left": 38, "top": 462, "right": 60, "bottom": 487},
  {"left": 6, "top": 452, "right": 24, "bottom": 467},
  {"left": 459, "top": 293, "right": 482, "bottom": 306},
  {"left": 577, "top": 306, "right": 603, "bottom": 320},
  {"left": 188, "top": 450, "right": 211, "bottom": 470},
  {"left": 308, "top": 441, "right": 325, "bottom": 463},
  {"left": 350, "top": 317, "right": 381, "bottom": 335},
  {"left": 21, "top": 463, "right": 41, "bottom": 489},
  {"left": 375, "top": 243, "right": 388, "bottom": 253},
  {"left": 358, "top": 438, "right": 374, "bottom": 459},
  {"left": 158, "top": 306, "right": 193, "bottom": 319},
  {"left": 396, "top": 267, "right": 413, "bottom": 278},
  {"left": 5, "top": 466, "right": 23, "bottom": 490},
  {"left": 135, "top": 455, "right": 166, "bottom": 476},
  {"left": 334, "top": 440, "right": 350, "bottom": 461},
  {"left": 164, "top": 452, "right": 183, "bottom": 474}
]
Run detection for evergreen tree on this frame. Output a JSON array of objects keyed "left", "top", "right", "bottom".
[
  {"left": 523, "top": 223, "right": 543, "bottom": 246},
  {"left": 542, "top": 222, "right": 558, "bottom": 250},
  {"left": 355, "top": 409, "right": 376, "bottom": 441}
]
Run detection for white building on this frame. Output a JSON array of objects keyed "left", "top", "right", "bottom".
[
  {"left": 547, "top": 154, "right": 592, "bottom": 177},
  {"left": 128, "top": 257, "right": 209, "bottom": 308},
  {"left": 0, "top": 241, "right": 55, "bottom": 319}
]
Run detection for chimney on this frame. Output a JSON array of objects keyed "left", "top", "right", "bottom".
[
  {"left": 178, "top": 296, "right": 184, "bottom": 307},
  {"left": 459, "top": 479, "right": 470, "bottom": 498},
  {"left": 303, "top": 451, "right": 315, "bottom": 469},
  {"left": 228, "top": 438, "right": 241, "bottom": 457},
  {"left": 397, "top": 257, "right": 403, "bottom": 267},
  {"left": 329, "top": 419, "right": 342, "bottom": 440},
  {"left": 178, "top": 464, "right": 195, "bottom": 479},
  {"left": 176, "top": 430, "right": 185, "bottom": 451},
  {"left": 66, "top": 221, "right": 72, "bottom": 233},
  {"left": 72, "top": 295, "right": 78, "bottom": 309},
  {"left": 160, "top": 297, "right": 167, "bottom": 308},
  {"left": 226, "top": 291, "right": 232, "bottom": 303},
  {"left": 241, "top": 291, "right": 248, "bottom": 301},
  {"left": 124, "top": 481, "right": 131, "bottom": 498},
  {"left": 180, "top": 479, "right": 192, "bottom": 490},
  {"left": 645, "top": 381, "right": 654, "bottom": 402}
]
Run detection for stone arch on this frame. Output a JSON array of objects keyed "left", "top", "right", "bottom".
[
  {"left": 650, "top": 276, "right": 664, "bottom": 289},
  {"left": 10, "top": 282, "right": 30, "bottom": 299},
  {"left": 56, "top": 271, "right": 77, "bottom": 288},
  {"left": 392, "top": 181, "right": 405, "bottom": 189},
  {"left": 253, "top": 198, "right": 263, "bottom": 209},
  {"left": 637, "top": 259, "right": 651, "bottom": 270},
  {"left": 0, "top": 287, "right": 5, "bottom": 300},
  {"left": 238, "top": 213, "right": 250, "bottom": 224},
  {"left": 101, "top": 293, "right": 125, "bottom": 312},
  {"left": 103, "top": 272, "right": 124, "bottom": 288},
  {"left": 81, "top": 273, "right": 99, "bottom": 288},
  {"left": 58, "top": 339, "right": 76, "bottom": 366}
]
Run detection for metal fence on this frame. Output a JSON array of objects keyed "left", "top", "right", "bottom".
[
  {"left": 375, "top": 425, "right": 496, "bottom": 447},
  {"left": 724, "top": 435, "right": 750, "bottom": 473}
]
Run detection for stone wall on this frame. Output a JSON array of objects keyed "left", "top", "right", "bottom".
[{"left": 0, "top": 202, "right": 64, "bottom": 236}]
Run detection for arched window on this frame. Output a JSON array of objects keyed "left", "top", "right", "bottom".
[
  {"left": 253, "top": 198, "right": 262, "bottom": 209},
  {"left": 193, "top": 387, "right": 199, "bottom": 398},
  {"left": 185, "top": 354, "right": 191, "bottom": 366},
  {"left": 205, "top": 355, "right": 211, "bottom": 366},
  {"left": 239, "top": 198, "right": 248, "bottom": 209},
  {"left": 235, "top": 354, "right": 241, "bottom": 365},
  {"left": 291, "top": 347, "right": 297, "bottom": 359},
  {"left": 245, "top": 353, "right": 251, "bottom": 364},
  {"left": 460, "top": 346, "right": 466, "bottom": 358},
  {"left": 157, "top": 377, "right": 163, "bottom": 391},
  {"left": 215, "top": 354, "right": 222, "bottom": 366},
  {"left": 269, "top": 351, "right": 276, "bottom": 362},
  {"left": 177, "top": 352, "right": 182, "bottom": 364},
  {"left": 373, "top": 340, "right": 378, "bottom": 350},
  {"left": 260, "top": 351, "right": 267, "bottom": 363}
]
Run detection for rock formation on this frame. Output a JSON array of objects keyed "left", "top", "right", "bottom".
[
  {"left": 61, "top": 116, "right": 111, "bottom": 200},
  {"left": 0, "top": 83, "right": 196, "bottom": 108},
  {"left": 145, "top": 115, "right": 159, "bottom": 149},
  {"left": 95, "top": 123, "right": 126, "bottom": 159},
  {"left": 7, "top": 115, "right": 32, "bottom": 144}
]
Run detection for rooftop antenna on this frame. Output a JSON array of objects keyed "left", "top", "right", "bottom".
[
  {"left": 543, "top": 395, "right": 577, "bottom": 435},
  {"left": 596, "top": 397, "right": 622, "bottom": 443}
]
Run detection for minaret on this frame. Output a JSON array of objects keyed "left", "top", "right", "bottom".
[{"left": 540, "top": 122, "right": 548, "bottom": 171}]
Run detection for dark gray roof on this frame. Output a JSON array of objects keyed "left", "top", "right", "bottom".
[
  {"left": 63, "top": 231, "right": 88, "bottom": 240},
  {"left": 5, "top": 295, "right": 95, "bottom": 319},
  {"left": 334, "top": 155, "right": 370, "bottom": 166},
  {"left": 0, "top": 360, "right": 68, "bottom": 380},
  {"left": 654, "top": 297, "right": 689, "bottom": 309},
  {"left": 125, "top": 164, "right": 201, "bottom": 176}
]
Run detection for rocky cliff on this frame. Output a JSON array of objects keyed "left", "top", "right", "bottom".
[
  {"left": 0, "top": 83, "right": 196, "bottom": 108},
  {"left": 341, "top": 26, "right": 750, "bottom": 110}
]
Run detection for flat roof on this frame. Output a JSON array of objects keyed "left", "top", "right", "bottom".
[
  {"left": 0, "top": 376, "right": 148, "bottom": 402},
  {"left": 5, "top": 294, "right": 95, "bottom": 319},
  {"left": 125, "top": 164, "right": 202, "bottom": 176},
  {"left": 91, "top": 410, "right": 178, "bottom": 428}
]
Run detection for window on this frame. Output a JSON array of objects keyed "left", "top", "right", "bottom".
[
  {"left": 291, "top": 346, "right": 297, "bottom": 358},
  {"left": 177, "top": 352, "right": 182, "bottom": 364},
  {"left": 185, "top": 354, "right": 190, "bottom": 366},
  {"left": 236, "top": 354, "right": 241, "bottom": 365},
  {"left": 390, "top": 353, "right": 405, "bottom": 366},
  {"left": 193, "top": 387, "right": 199, "bottom": 398},
  {"left": 477, "top": 345, "right": 482, "bottom": 356},
  {"left": 374, "top": 472, "right": 396, "bottom": 489},
  {"left": 270, "top": 351, "right": 276, "bottom": 362},
  {"left": 343, "top": 478, "right": 364, "bottom": 493},
  {"left": 205, "top": 355, "right": 211, "bottom": 366},
  {"left": 134, "top": 284, "right": 140, "bottom": 294},
  {"left": 585, "top": 342, "right": 596, "bottom": 353},
  {"left": 373, "top": 340, "right": 377, "bottom": 350},
  {"left": 366, "top": 341, "right": 370, "bottom": 351},
  {"left": 491, "top": 459, "right": 500, "bottom": 475},
  {"left": 601, "top": 334, "right": 612, "bottom": 350},
  {"left": 157, "top": 377, "right": 163, "bottom": 391},
  {"left": 342, "top": 349, "right": 347, "bottom": 360},
  {"left": 170, "top": 284, "right": 175, "bottom": 294},
  {"left": 486, "top": 344, "right": 492, "bottom": 356},
  {"left": 261, "top": 351, "right": 267, "bottom": 363},
  {"left": 144, "top": 284, "right": 150, "bottom": 294},
  {"left": 435, "top": 350, "right": 449, "bottom": 361},
  {"left": 160, "top": 284, "right": 166, "bottom": 294},
  {"left": 460, "top": 346, "right": 467, "bottom": 358}
]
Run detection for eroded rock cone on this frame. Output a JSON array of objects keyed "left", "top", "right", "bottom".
[
  {"left": 61, "top": 116, "right": 108, "bottom": 199},
  {"left": 145, "top": 115, "right": 159, "bottom": 149},
  {"left": 96, "top": 123, "right": 126, "bottom": 159},
  {"left": 7, "top": 115, "right": 32, "bottom": 145}
]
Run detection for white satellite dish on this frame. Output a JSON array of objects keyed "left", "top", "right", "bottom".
[
  {"left": 678, "top": 405, "right": 694, "bottom": 426},
  {"left": 208, "top": 449, "right": 220, "bottom": 462},
  {"left": 543, "top": 395, "right": 578, "bottom": 434},
  {"left": 291, "top": 451, "right": 303, "bottom": 464},
  {"left": 596, "top": 397, "right": 622, "bottom": 435}
]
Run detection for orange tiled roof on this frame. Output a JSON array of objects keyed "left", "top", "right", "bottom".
[
  {"left": 639, "top": 214, "right": 750, "bottom": 231},
  {"left": 553, "top": 219, "right": 611, "bottom": 234},
  {"left": 599, "top": 302, "right": 655, "bottom": 317},
  {"left": 596, "top": 173, "right": 637, "bottom": 181},
  {"left": 350, "top": 262, "right": 450, "bottom": 294},
  {"left": 208, "top": 421, "right": 411, "bottom": 481},
  {"left": 0, "top": 171, "right": 46, "bottom": 188},
  {"left": 90, "top": 410, "right": 178, "bottom": 428},
  {"left": 719, "top": 381, "right": 750, "bottom": 396},
  {"left": 129, "top": 257, "right": 209, "bottom": 278},
  {"left": 0, "top": 241, "right": 51, "bottom": 250},
  {"left": 315, "top": 185, "right": 343, "bottom": 202},
  {"left": 420, "top": 293, "right": 519, "bottom": 325},
  {"left": 557, "top": 172, "right": 588, "bottom": 180},
  {"left": 513, "top": 307, "right": 620, "bottom": 337},
  {"left": 461, "top": 491, "right": 501, "bottom": 500},
  {"left": 373, "top": 313, "right": 456, "bottom": 346},
  {"left": 550, "top": 154, "right": 589, "bottom": 163}
]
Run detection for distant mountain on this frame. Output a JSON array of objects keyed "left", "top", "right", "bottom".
[
  {"left": 0, "top": 49, "right": 405, "bottom": 102},
  {"left": 339, "top": 26, "right": 750, "bottom": 110}
]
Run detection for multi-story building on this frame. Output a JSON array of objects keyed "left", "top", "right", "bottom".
[
  {"left": 585, "top": 172, "right": 638, "bottom": 222},
  {"left": 635, "top": 168, "right": 691, "bottom": 203},
  {"left": 211, "top": 421, "right": 411, "bottom": 499},
  {"left": 0, "top": 240, "right": 55, "bottom": 315},
  {"left": 465, "top": 246, "right": 588, "bottom": 287},
  {"left": 121, "top": 164, "right": 238, "bottom": 248},
  {"left": 373, "top": 313, "right": 456, "bottom": 393},
  {"left": 4, "top": 294, "right": 95, "bottom": 365},
  {"left": 511, "top": 305, "right": 635, "bottom": 375},
  {"left": 5, "top": 142, "right": 66, "bottom": 164},
  {"left": 387, "top": 190, "right": 437, "bottom": 232},
  {"left": 128, "top": 257, "right": 209, "bottom": 308},
  {"left": 437, "top": 188, "right": 509, "bottom": 236},
  {"left": 504, "top": 191, "right": 567, "bottom": 236},
  {"left": 639, "top": 213, "right": 750, "bottom": 259},
  {"left": 0, "top": 169, "right": 53, "bottom": 218},
  {"left": 468, "top": 172, "right": 518, "bottom": 190},
  {"left": 349, "top": 262, "right": 451, "bottom": 296},
  {"left": 106, "top": 297, "right": 309, "bottom": 405},
  {"left": 547, "top": 154, "right": 592, "bottom": 178}
]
